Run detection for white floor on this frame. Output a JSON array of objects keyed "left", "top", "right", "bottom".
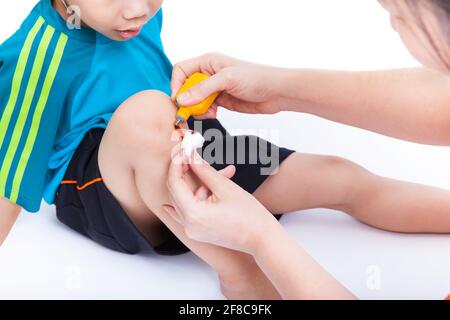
[
  {"left": 1, "top": 198, "right": 450, "bottom": 299},
  {"left": 1, "top": 0, "right": 450, "bottom": 300}
]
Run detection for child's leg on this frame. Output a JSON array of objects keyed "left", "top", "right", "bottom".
[
  {"left": 97, "top": 90, "right": 280, "bottom": 299},
  {"left": 254, "top": 153, "right": 450, "bottom": 233}
]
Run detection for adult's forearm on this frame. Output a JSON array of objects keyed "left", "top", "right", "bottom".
[
  {"left": 279, "top": 67, "right": 450, "bottom": 145},
  {"left": 252, "top": 223, "right": 355, "bottom": 300}
]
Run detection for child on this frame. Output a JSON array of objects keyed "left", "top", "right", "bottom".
[{"left": 0, "top": 0, "right": 293, "bottom": 299}]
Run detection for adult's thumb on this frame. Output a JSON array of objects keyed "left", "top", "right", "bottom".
[{"left": 177, "top": 72, "right": 230, "bottom": 106}]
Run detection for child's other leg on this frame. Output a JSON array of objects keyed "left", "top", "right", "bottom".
[
  {"left": 254, "top": 153, "right": 450, "bottom": 233},
  {"left": 98, "top": 90, "right": 280, "bottom": 299}
]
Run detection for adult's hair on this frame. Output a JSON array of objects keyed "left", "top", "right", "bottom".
[{"left": 431, "top": 0, "right": 450, "bottom": 17}]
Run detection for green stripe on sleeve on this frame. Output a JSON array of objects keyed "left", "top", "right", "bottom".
[
  {"left": 0, "top": 16, "right": 44, "bottom": 150},
  {"left": 0, "top": 24, "right": 55, "bottom": 197},
  {"left": 10, "top": 33, "right": 68, "bottom": 203}
]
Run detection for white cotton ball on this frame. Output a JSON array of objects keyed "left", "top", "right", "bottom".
[{"left": 181, "top": 130, "right": 205, "bottom": 157}]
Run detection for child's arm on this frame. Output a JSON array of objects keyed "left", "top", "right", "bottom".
[
  {"left": 0, "top": 197, "right": 20, "bottom": 246},
  {"left": 281, "top": 67, "right": 450, "bottom": 145}
]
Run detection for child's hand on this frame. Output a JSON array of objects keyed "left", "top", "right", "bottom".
[
  {"left": 164, "top": 150, "right": 279, "bottom": 254},
  {"left": 171, "top": 53, "right": 290, "bottom": 119}
]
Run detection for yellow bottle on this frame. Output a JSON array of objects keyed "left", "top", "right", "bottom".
[{"left": 174, "top": 72, "right": 220, "bottom": 127}]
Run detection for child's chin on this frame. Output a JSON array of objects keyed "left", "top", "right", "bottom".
[
  {"left": 111, "top": 37, "right": 130, "bottom": 42},
  {"left": 108, "top": 33, "right": 138, "bottom": 42},
  {"left": 100, "top": 32, "right": 121, "bottom": 41}
]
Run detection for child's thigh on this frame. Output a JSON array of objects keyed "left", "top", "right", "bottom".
[
  {"left": 253, "top": 152, "right": 368, "bottom": 213},
  {"left": 97, "top": 90, "right": 181, "bottom": 246}
]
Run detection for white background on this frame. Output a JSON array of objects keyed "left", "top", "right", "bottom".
[{"left": 1, "top": 0, "right": 450, "bottom": 300}]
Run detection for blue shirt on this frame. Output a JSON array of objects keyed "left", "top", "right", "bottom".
[{"left": 0, "top": 0, "right": 172, "bottom": 212}]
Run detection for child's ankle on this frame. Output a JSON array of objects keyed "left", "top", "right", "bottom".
[{"left": 218, "top": 268, "right": 281, "bottom": 300}]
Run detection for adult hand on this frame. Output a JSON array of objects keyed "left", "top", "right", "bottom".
[
  {"left": 171, "top": 53, "right": 291, "bottom": 119},
  {"left": 164, "top": 150, "right": 279, "bottom": 254}
]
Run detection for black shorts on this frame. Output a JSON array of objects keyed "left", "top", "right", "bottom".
[{"left": 55, "top": 119, "right": 295, "bottom": 255}]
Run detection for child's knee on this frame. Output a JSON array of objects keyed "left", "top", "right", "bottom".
[
  {"left": 110, "top": 90, "right": 179, "bottom": 151},
  {"left": 321, "top": 156, "right": 366, "bottom": 176},
  {"left": 115, "top": 90, "right": 176, "bottom": 132},
  {"left": 320, "top": 156, "right": 372, "bottom": 208}
]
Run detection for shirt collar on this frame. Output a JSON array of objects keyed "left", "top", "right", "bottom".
[{"left": 40, "top": 0, "right": 113, "bottom": 44}]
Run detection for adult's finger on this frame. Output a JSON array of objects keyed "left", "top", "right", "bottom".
[
  {"left": 176, "top": 71, "right": 232, "bottom": 106},
  {"left": 171, "top": 53, "right": 234, "bottom": 100},
  {"left": 194, "top": 165, "right": 236, "bottom": 200},
  {"left": 216, "top": 93, "right": 260, "bottom": 114},
  {"left": 188, "top": 152, "right": 236, "bottom": 196},
  {"left": 167, "top": 151, "right": 196, "bottom": 211},
  {"left": 171, "top": 54, "right": 217, "bottom": 100},
  {"left": 193, "top": 104, "right": 218, "bottom": 120}
]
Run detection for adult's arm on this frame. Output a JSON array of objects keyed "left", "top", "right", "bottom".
[
  {"left": 280, "top": 67, "right": 450, "bottom": 145},
  {"left": 165, "top": 151, "right": 356, "bottom": 300},
  {"left": 172, "top": 53, "right": 450, "bottom": 145}
]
